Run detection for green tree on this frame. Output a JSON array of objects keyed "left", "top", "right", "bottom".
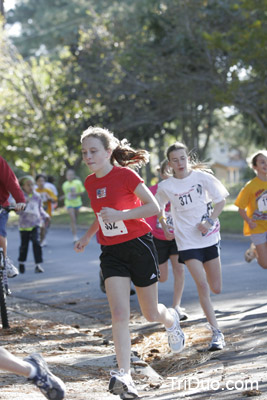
[
  {"left": 0, "top": 22, "right": 95, "bottom": 176},
  {"left": 203, "top": 0, "right": 267, "bottom": 145}
]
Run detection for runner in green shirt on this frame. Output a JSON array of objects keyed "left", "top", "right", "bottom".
[{"left": 62, "top": 169, "right": 85, "bottom": 243}]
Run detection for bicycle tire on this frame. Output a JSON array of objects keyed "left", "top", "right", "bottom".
[{"left": 0, "top": 273, "right": 9, "bottom": 329}]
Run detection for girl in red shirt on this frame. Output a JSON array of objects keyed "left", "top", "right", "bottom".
[{"left": 75, "top": 126, "right": 185, "bottom": 399}]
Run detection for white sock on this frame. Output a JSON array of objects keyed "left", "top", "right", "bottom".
[{"left": 26, "top": 363, "right": 37, "bottom": 379}]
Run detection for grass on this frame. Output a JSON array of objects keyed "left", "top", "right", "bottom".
[
  {"left": 7, "top": 206, "right": 96, "bottom": 228},
  {"left": 219, "top": 209, "right": 243, "bottom": 234},
  {"left": 7, "top": 205, "right": 244, "bottom": 234}
]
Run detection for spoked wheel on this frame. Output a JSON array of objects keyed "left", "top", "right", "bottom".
[{"left": 0, "top": 274, "right": 9, "bottom": 329}]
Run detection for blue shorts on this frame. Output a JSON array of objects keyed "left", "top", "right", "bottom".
[
  {"left": 251, "top": 232, "right": 267, "bottom": 246},
  {"left": 0, "top": 211, "right": 9, "bottom": 237},
  {"left": 178, "top": 242, "right": 220, "bottom": 264}
]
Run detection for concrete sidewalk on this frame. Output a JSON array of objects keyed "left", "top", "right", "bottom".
[{"left": 0, "top": 294, "right": 266, "bottom": 400}]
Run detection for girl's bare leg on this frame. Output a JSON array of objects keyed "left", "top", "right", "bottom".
[
  {"left": 185, "top": 259, "right": 219, "bottom": 329},
  {"left": 135, "top": 282, "right": 174, "bottom": 328},
  {"left": 105, "top": 276, "right": 132, "bottom": 374},
  {"left": 0, "top": 347, "right": 31, "bottom": 377},
  {"left": 255, "top": 242, "right": 267, "bottom": 269},
  {"left": 67, "top": 208, "right": 78, "bottom": 237},
  {"left": 170, "top": 255, "right": 185, "bottom": 308}
]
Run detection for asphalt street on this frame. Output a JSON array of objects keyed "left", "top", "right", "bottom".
[
  {"left": 6, "top": 225, "right": 266, "bottom": 323},
  {"left": 3, "top": 225, "right": 267, "bottom": 400}
]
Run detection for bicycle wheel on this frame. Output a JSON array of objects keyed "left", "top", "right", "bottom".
[{"left": 0, "top": 273, "right": 9, "bottom": 329}]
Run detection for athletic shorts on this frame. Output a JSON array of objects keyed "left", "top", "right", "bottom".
[
  {"left": 0, "top": 211, "right": 9, "bottom": 237},
  {"left": 178, "top": 242, "right": 220, "bottom": 264},
  {"left": 100, "top": 233, "right": 159, "bottom": 287},
  {"left": 251, "top": 232, "right": 267, "bottom": 246},
  {"left": 153, "top": 237, "right": 178, "bottom": 264}
]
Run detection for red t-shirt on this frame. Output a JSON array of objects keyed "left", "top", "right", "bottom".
[
  {"left": 0, "top": 156, "right": 25, "bottom": 207},
  {"left": 146, "top": 184, "right": 172, "bottom": 241},
  {"left": 84, "top": 166, "right": 151, "bottom": 245}
]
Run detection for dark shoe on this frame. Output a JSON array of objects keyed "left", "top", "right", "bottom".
[
  {"left": 19, "top": 263, "right": 25, "bottom": 273},
  {"left": 35, "top": 264, "right": 44, "bottom": 273},
  {"left": 24, "top": 353, "right": 66, "bottom": 400},
  {"left": 130, "top": 288, "right": 136, "bottom": 296}
]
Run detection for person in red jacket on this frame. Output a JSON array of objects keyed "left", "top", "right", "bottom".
[{"left": 0, "top": 156, "right": 26, "bottom": 278}]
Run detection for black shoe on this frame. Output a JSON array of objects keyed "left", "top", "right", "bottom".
[
  {"left": 19, "top": 263, "right": 25, "bottom": 273},
  {"left": 130, "top": 288, "right": 136, "bottom": 296}
]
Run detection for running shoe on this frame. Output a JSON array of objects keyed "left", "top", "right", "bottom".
[
  {"left": 19, "top": 263, "right": 25, "bottom": 273},
  {"left": 40, "top": 239, "right": 47, "bottom": 247},
  {"left": 35, "top": 264, "right": 44, "bottom": 273},
  {"left": 24, "top": 353, "right": 66, "bottom": 400},
  {"left": 208, "top": 324, "right": 225, "bottom": 351},
  {"left": 166, "top": 308, "right": 185, "bottom": 353},
  {"left": 174, "top": 305, "right": 189, "bottom": 321},
  {"left": 5, "top": 256, "right": 19, "bottom": 278},
  {"left": 109, "top": 369, "right": 138, "bottom": 399},
  {"left": 73, "top": 236, "right": 79, "bottom": 244},
  {"left": 244, "top": 243, "right": 257, "bottom": 263}
]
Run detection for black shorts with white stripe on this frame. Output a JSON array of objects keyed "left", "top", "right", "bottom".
[{"left": 100, "top": 233, "right": 159, "bottom": 287}]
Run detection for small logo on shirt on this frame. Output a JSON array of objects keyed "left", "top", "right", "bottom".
[
  {"left": 150, "top": 273, "right": 157, "bottom": 280},
  {"left": 96, "top": 187, "right": 107, "bottom": 199}
]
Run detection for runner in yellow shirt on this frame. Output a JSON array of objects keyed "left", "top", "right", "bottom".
[
  {"left": 36, "top": 174, "right": 57, "bottom": 246},
  {"left": 235, "top": 150, "right": 267, "bottom": 268}
]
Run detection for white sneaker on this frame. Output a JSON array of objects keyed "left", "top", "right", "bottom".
[
  {"left": 166, "top": 308, "right": 185, "bottom": 353},
  {"left": 73, "top": 235, "right": 79, "bottom": 243},
  {"left": 208, "top": 324, "right": 225, "bottom": 351},
  {"left": 40, "top": 239, "right": 47, "bottom": 247},
  {"left": 174, "top": 305, "right": 189, "bottom": 321},
  {"left": 109, "top": 369, "right": 138, "bottom": 399},
  {"left": 5, "top": 256, "right": 19, "bottom": 278}
]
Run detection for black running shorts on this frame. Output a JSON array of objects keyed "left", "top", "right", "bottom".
[
  {"left": 178, "top": 242, "right": 220, "bottom": 264},
  {"left": 100, "top": 233, "right": 159, "bottom": 287},
  {"left": 153, "top": 237, "right": 178, "bottom": 264}
]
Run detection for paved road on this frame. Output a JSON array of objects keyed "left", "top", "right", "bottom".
[
  {"left": 6, "top": 225, "right": 266, "bottom": 324},
  {"left": 3, "top": 225, "right": 267, "bottom": 399}
]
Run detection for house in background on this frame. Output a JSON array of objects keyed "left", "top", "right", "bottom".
[{"left": 207, "top": 141, "right": 247, "bottom": 185}]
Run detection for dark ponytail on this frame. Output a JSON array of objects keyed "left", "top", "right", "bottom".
[
  {"left": 111, "top": 139, "right": 149, "bottom": 168},
  {"left": 81, "top": 127, "right": 149, "bottom": 168}
]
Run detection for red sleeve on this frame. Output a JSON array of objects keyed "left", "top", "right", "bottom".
[
  {"left": 124, "top": 168, "right": 144, "bottom": 192},
  {"left": 0, "top": 157, "right": 25, "bottom": 206}
]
